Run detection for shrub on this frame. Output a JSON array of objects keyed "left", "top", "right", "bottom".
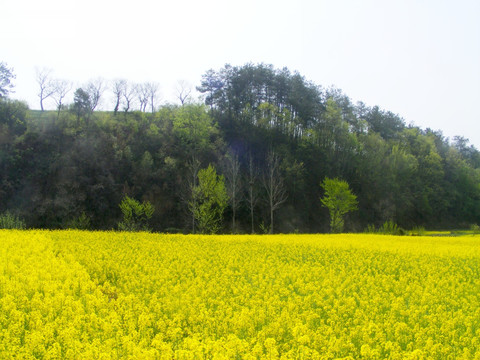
[
  {"left": 0, "top": 211, "right": 26, "bottom": 229},
  {"left": 409, "top": 226, "right": 426, "bottom": 236},
  {"left": 378, "top": 220, "right": 405, "bottom": 235},
  {"left": 118, "top": 195, "right": 155, "bottom": 232},
  {"left": 66, "top": 212, "right": 91, "bottom": 230},
  {"left": 471, "top": 224, "right": 480, "bottom": 235},
  {"left": 259, "top": 221, "right": 270, "bottom": 234}
]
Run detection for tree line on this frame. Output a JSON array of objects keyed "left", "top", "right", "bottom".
[
  {"left": 1, "top": 61, "right": 479, "bottom": 233},
  {"left": 32, "top": 67, "right": 192, "bottom": 115}
]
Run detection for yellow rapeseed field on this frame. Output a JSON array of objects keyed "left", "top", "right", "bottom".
[{"left": 1, "top": 230, "right": 480, "bottom": 359}]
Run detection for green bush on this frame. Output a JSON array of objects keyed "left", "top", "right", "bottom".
[
  {"left": 409, "top": 226, "right": 425, "bottom": 236},
  {"left": 471, "top": 224, "right": 480, "bottom": 235},
  {"left": 259, "top": 221, "right": 271, "bottom": 234},
  {"left": 118, "top": 195, "right": 155, "bottom": 232},
  {"left": 66, "top": 212, "right": 91, "bottom": 230},
  {"left": 378, "top": 220, "right": 405, "bottom": 235},
  {"left": 0, "top": 211, "right": 26, "bottom": 229}
]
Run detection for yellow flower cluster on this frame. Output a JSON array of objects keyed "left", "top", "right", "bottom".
[{"left": 1, "top": 230, "right": 480, "bottom": 359}]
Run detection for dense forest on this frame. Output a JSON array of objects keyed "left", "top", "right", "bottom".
[{"left": 1, "top": 62, "right": 480, "bottom": 233}]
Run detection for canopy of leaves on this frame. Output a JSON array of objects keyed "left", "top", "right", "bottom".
[
  {"left": 321, "top": 177, "right": 358, "bottom": 233},
  {"left": 0, "top": 62, "right": 15, "bottom": 98},
  {"left": 191, "top": 165, "right": 228, "bottom": 234},
  {"left": 1, "top": 63, "right": 480, "bottom": 232},
  {"left": 118, "top": 195, "right": 155, "bottom": 232}
]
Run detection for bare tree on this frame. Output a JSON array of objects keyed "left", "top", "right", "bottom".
[
  {"left": 262, "top": 151, "right": 287, "bottom": 234},
  {"left": 186, "top": 155, "right": 201, "bottom": 233},
  {"left": 111, "top": 79, "right": 126, "bottom": 115},
  {"left": 35, "top": 67, "right": 55, "bottom": 111},
  {"left": 224, "top": 151, "right": 242, "bottom": 233},
  {"left": 145, "top": 82, "right": 160, "bottom": 112},
  {"left": 175, "top": 80, "right": 192, "bottom": 106},
  {"left": 136, "top": 83, "right": 149, "bottom": 112},
  {"left": 122, "top": 81, "right": 136, "bottom": 114},
  {"left": 247, "top": 152, "right": 259, "bottom": 234},
  {"left": 85, "top": 78, "right": 105, "bottom": 112},
  {"left": 51, "top": 79, "right": 72, "bottom": 120}
]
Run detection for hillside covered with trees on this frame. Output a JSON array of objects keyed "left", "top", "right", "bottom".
[{"left": 1, "top": 62, "right": 480, "bottom": 232}]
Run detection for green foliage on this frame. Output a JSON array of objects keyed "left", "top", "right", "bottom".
[
  {"left": 172, "top": 104, "right": 217, "bottom": 154},
  {"left": 409, "top": 226, "right": 426, "bottom": 236},
  {"left": 0, "top": 98, "right": 28, "bottom": 135},
  {"left": 471, "top": 223, "right": 480, "bottom": 235},
  {"left": 0, "top": 211, "right": 26, "bottom": 229},
  {"left": 365, "top": 221, "right": 409, "bottom": 235},
  {"left": 259, "top": 221, "right": 270, "bottom": 234},
  {"left": 378, "top": 220, "right": 405, "bottom": 235},
  {"left": 320, "top": 178, "right": 358, "bottom": 233},
  {"left": 118, "top": 196, "right": 155, "bottom": 232},
  {"left": 2, "top": 63, "right": 480, "bottom": 232},
  {"left": 72, "top": 88, "right": 92, "bottom": 121},
  {"left": 190, "top": 165, "right": 228, "bottom": 234},
  {"left": 66, "top": 212, "right": 91, "bottom": 230},
  {"left": 0, "top": 62, "right": 15, "bottom": 98}
]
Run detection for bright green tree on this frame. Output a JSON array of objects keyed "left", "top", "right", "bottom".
[
  {"left": 190, "top": 165, "right": 228, "bottom": 234},
  {"left": 172, "top": 104, "right": 217, "bottom": 155},
  {"left": 320, "top": 177, "right": 358, "bottom": 233},
  {"left": 0, "top": 211, "right": 26, "bottom": 229},
  {"left": 118, "top": 195, "right": 155, "bottom": 232}
]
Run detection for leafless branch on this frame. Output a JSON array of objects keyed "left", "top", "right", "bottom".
[
  {"left": 136, "top": 83, "right": 149, "bottom": 112},
  {"left": 262, "top": 151, "right": 287, "bottom": 233},
  {"left": 145, "top": 82, "right": 160, "bottom": 112},
  {"left": 52, "top": 79, "right": 72, "bottom": 119},
  {"left": 35, "top": 67, "right": 55, "bottom": 111},
  {"left": 122, "top": 81, "right": 136, "bottom": 114},
  {"left": 247, "top": 152, "right": 259, "bottom": 234},
  {"left": 175, "top": 80, "right": 192, "bottom": 106},
  {"left": 224, "top": 151, "right": 242, "bottom": 233},
  {"left": 85, "top": 78, "right": 105, "bottom": 112},
  {"left": 111, "top": 79, "right": 126, "bottom": 115}
]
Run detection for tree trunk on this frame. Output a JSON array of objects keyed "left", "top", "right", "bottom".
[
  {"left": 250, "top": 194, "right": 254, "bottom": 234},
  {"left": 270, "top": 204, "right": 274, "bottom": 234}
]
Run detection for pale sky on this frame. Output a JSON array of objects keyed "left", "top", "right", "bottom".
[{"left": 2, "top": 0, "right": 480, "bottom": 147}]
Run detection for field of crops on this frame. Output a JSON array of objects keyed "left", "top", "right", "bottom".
[{"left": 1, "top": 230, "right": 480, "bottom": 359}]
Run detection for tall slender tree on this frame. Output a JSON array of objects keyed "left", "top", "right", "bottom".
[
  {"left": 186, "top": 155, "right": 201, "bottom": 233},
  {"left": 146, "top": 82, "right": 160, "bottom": 113},
  {"left": 262, "top": 151, "right": 287, "bottom": 233},
  {"left": 224, "top": 151, "right": 242, "bottom": 233},
  {"left": 111, "top": 79, "right": 126, "bottom": 115},
  {"left": 122, "top": 81, "right": 136, "bottom": 114},
  {"left": 136, "top": 83, "right": 149, "bottom": 112},
  {"left": 247, "top": 152, "right": 259, "bottom": 233}
]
